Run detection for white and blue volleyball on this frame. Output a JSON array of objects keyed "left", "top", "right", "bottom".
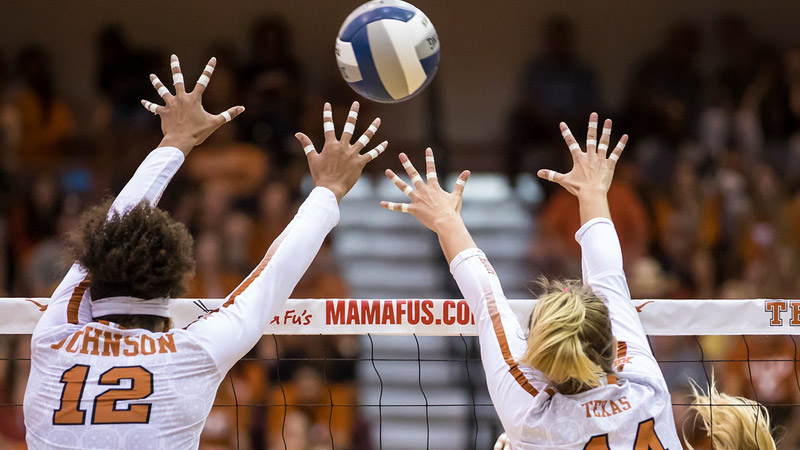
[{"left": 336, "top": 0, "right": 440, "bottom": 103}]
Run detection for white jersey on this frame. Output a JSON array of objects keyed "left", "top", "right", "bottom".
[
  {"left": 450, "top": 218, "right": 682, "bottom": 449},
  {"left": 24, "top": 147, "right": 340, "bottom": 449}
]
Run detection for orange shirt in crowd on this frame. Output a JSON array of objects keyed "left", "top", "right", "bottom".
[
  {"left": 539, "top": 184, "right": 650, "bottom": 261},
  {"left": 186, "top": 142, "right": 268, "bottom": 199},
  {"left": 13, "top": 89, "right": 75, "bottom": 167}
]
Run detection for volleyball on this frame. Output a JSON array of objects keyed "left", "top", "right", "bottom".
[{"left": 335, "top": 0, "right": 440, "bottom": 103}]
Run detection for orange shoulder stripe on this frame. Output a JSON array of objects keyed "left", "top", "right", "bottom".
[{"left": 67, "top": 276, "right": 91, "bottom": 324}]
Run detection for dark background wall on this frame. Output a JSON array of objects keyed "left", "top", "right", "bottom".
[{"left": 2, "top": 0, "right": 798, "bottom": 149}]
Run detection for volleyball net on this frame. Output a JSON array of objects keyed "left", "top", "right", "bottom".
[{"left": 2, "top": 298, "right": 800, "bottom": 449}]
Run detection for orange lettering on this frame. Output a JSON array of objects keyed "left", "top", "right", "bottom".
[
  {"left": 80, "top": 327, "right": 102, "bottom": 355},
  {"left": 50, "top": 336, "right": 68, "bottom": 350},
  {"left": 584, "top": 434, "right": 611, "bottom": 450},
  {"left": 102, "top": 332, "right": 121, "bottom": 357},
  {"left": 581, "top": 402, "right": 592, "bottom": 418},
  {"left": 619, "top": 396, "right": 631, "bottom": 410},
  {"left": 791, "top": 301, "right": 800, "bottom": 326},
  {"left": 157, "top": 334, "right": 176, "bottom": 354},
  {"left": 65, "top": 330, "right": 84, "bottom": 353},
  {"left": 633, "top": 418, "right": 665, "bottom": 450},
  {"left": 766, "top": 300, "right": 788, "bottom": 326},
  {"left": 140, "top": 336, "right": 156, "bottom": 355},
  {"left": 123, "top": 336, "right": 139, "bottom": 356},
  {"left": 609, "top": 400, "right": 622, "bottom": 415}
]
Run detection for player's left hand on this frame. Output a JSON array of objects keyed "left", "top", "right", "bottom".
[
  {"left": 494, "top": 432, "right": 511, "bottom": 450},
  {"left": 537, "top": 112, "right": 628, "bottom": 198},
  {"left": 380, "top": 148, "right": 470, "bottom": 234},
  {"left": 294, "top": 101, "right": 387, "bottom": 203},
  {"left": 142, "top": 54, "right": 245, "bottom": 154}
]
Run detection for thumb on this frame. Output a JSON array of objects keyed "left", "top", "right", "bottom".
[{"left": 537, "top": 169, "right": 563, "bottom": 184}]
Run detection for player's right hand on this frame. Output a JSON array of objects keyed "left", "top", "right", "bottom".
[
  {"left": 537, "top": 112, "right": 628, "bottom": 198},
  {"left": 380, "top": 148, "right": 470, "bottom": 234},
  {"left": 295, "top": 101, "right": 386, "bottom": 203},
  {"left": 142, "top": 54, "right": 245, "bottom": 155},
  {"left": 494, "top": 432, "right": 511, "bottom": 450}
]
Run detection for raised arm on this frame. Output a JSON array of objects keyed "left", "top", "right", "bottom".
[
  {"left": 34, "top": 55, "right": 244, "bottom": 337},
  {"left": 186, "top": 101, "right": 387, "bottom": 374},
  {"left": 380, "top": 150, "right": 550, "bottom": 441},
  {"left": 538, "top": 114, "right": 655, "bottom": 361}
]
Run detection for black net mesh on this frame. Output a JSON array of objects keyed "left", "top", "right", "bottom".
[{"left": 1, "top": 333, "right": 799, "bottom": 449}]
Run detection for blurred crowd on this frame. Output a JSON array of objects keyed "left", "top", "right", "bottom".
[
  {"left": 513, "top": 15, "right": 800, "bottom": 445},
  {"left": 0, "top": 11, "right": 798, "bottom": 449}
]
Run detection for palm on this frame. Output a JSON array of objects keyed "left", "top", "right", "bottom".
[{"left": 538, "top": 113, "right": 628, "bottom": 197}]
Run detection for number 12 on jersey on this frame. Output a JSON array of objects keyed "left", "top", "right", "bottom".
[
  {"left": 584, "top": 419, "right": 665, "bottom": 450},
  {"left": 53, "top": 364, "right": 154, "bottom": 425}
]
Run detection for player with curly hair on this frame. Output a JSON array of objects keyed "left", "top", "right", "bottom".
[{"left": 23, "top": 54, "right": 387, "bottom": 449}]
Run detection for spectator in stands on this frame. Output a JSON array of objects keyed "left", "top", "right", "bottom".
[
  {"left": 8, "top": 46, "right": 75, "bottom": 169},
  {"left": 507, "top": 15, "right": 598, "bottom": 179},
  {"left": 533, "top": 165, "right": 649, "bottom": 276},
  {"left": 238, "top": 15, "right": 304, "bottom": 169},
  {"left": 185, "top": 45, "right": 268, "bottom": 207},
  {"left": 266, "top": 365, "right": 355, "bottom": 449},
  {"left": 651, "top": 161, "right": 721, "bottom": 295},
  {"left": 185, "top": 231, "right": 244, "bottom": 299},
  {"left": 248, "top": 180, "right": 293, "bottom": 266},
  {"left": 624, "top": 21, "right": 704, "bottom": 145}
]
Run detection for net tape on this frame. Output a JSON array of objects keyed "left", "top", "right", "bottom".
[
  {"left": 2, "top": 298, "right": 800, "bottom": 448},
  {"left": 4, "top": 298, "right": 800, "bottom": 335}
]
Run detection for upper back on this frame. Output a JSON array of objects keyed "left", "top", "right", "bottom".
[
  {"left": 518, "top": 375, "right": 682, "bottom": 449},
  {"left": 24, "top": 322, "right": 223, "bottom": 450}
]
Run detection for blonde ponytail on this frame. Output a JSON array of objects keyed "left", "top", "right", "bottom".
[
  {"left": 687, "top": 376, "right": 777, "bottom": 450},
  {"left": 521, "top": 279, "right": 615, "bottom": 395}
]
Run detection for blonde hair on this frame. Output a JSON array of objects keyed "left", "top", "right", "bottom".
[
  {"left": 687, "top": 376, "right": 777, "bottom": 450},
  {"left": 521, "top": 279, "right": 615, "bottom": 395}
]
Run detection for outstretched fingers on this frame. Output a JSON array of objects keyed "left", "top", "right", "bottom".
[
  {"left": 560, "top": 122, "right": 581, "bottom": 158},
  {"left": 193, "top": 57, "right": 216, "bottom": 95},
  {"left": 586, "top": 112, "right": 598, "bottom": 153},
  {"left": 380, "top": 201, "right": 410, "bottom": 213},
  {"left": 608, "top": 134, "right": 628, "bottom": 164},
  {"left": 399, "top": 153, "right": 424, "bottom": 187},
  {"left": 362, "top": 140, "right": 388, "bottom": 164},
  {"left": 322, "top": 102, "right": 335, "bottom": 141},
  {"left": 385, "top": 168, "right": 415, "bottom": 198},
  {"left": 214, "top": 105, "right": 245, "bottom": 125},
  {"left": 170, "top": 54, "right": 185, "bottom": 94},
  {"left": 598, "top": 119, "right": 612, "bottom": 158},
  {"left": 150, "top": 74, "right": 172, "bottom": 100},
  {"left": 140, "top": 99, "right": 165, "bottom": 115},
  {"left": 341, "top": 101, "right": 359, "bottom": 143},
  {"left": 453, "top": 170, "right": 471, "bottom": 198},
  {"left": 295, "top": 132, "right": 318, "bottom": 161},
  {"left": 424, "top": 148, "right": 439, "bottom": 184},
  {"left": 354, "top": 117, "right": 380, "bottom": 152},
  {"left": 536, "top": 169, "right": 565, "bottom": 185}
]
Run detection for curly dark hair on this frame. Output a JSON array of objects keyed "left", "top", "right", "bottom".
[{"left": 68, "top": 199, "right": 195, "bottom": 302}]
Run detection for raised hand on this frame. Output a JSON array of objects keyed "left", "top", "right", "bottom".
[
  {"left": 141, "top": 54, "right": 245, "bottom": 154},
  {"left": 537, "top": 112, "right": 628, "bottom": 197},
  {"left": 295, "top": 101, "right": 386, "bottom": 203},
  {"left": 380, "top": 148, "right": 470, "bottom": 234}
]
